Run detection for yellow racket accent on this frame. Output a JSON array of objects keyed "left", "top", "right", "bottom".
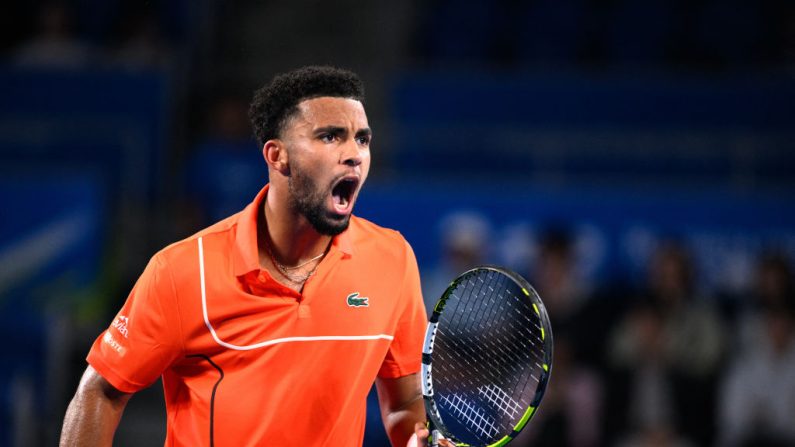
[
  {"left": 513, "top": 406, "right": 537, "bottom": 432},
  {"left": 490, "top": 435, "right": 512, "bottom": 447}
]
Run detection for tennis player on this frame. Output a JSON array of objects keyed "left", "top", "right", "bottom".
[{"left": 60, "top": 66, "right": 438, "bottom": 446}]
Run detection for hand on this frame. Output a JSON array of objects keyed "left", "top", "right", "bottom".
[{"left": 407, "top": 422, "right": 456, "bottom": 447}]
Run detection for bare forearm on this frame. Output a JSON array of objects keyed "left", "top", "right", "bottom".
[
  {"left": 376, "top": 374, "right": 427, "bottom": 447},
  {"left": 60, "top": 366, "right": 131, "bottom": 446},
  {"left": 381, "top": 394, "right": 426, "bottom": 447}
]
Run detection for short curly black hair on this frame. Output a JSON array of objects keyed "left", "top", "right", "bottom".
[{"left": 249, "top": 66, "right": 365, "bottom": 145}]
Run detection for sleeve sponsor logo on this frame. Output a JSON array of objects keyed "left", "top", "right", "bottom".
[
  {"left": 102, "top": 331, "right": 127, "bottom": 355},
  {"left": 111, "top": 315, "right": 129, "bottom": 338}
]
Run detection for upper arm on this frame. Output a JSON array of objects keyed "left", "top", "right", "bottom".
[
  {"left": 76, "top": 365, "right": 133, "bottom": 407},
  {"left": 374, "top": 241, "right": 429, "bottom": 445},
  {"left": 60, "top": 366, "right": 134, "bottom": 446},
  {"left": 379, "top": 241, "right": 427, "bottom": 379},
  {"left": 375, "top": 373, "right": 423, "bottom": 414}
]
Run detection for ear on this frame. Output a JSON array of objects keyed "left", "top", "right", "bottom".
[{"left": 263, "top": 139, "right": 290, "bottom": 175}]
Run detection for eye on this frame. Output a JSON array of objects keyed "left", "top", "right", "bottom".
[
  {"left": 319, "top": 133, "right": 336, "bottom": 143},
  {"left": 355, "top": 135, "right": 371, "bottom": 146}
]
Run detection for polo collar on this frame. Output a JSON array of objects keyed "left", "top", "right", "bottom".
[{"left": 233, "top": 184, "right": 354, "bottom": 277}]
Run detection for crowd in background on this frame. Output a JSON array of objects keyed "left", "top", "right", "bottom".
[
  {"left": 4, "top": 2, "right": 179, "bottom": 72},
  {"left": 1, "top": 1, "right": 794, "bottom": 446},
  {"left": 424, "top": 216, "right": 794, "bottom": 446}
]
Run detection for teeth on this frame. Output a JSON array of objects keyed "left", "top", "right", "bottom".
[{"left": 332, "top": 178, "right": 356, "bottom": 210}]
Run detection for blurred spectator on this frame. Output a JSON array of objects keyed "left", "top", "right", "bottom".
[
  {"left": 737, "top": 252, "right": 795, "bottom": 350},
  {"left": 528, "top": 226, "right": 617, "bottom": 370},
  {"left": 208, "top": 93, "right": 255, "bottom": 142},
  {"left": 514, "top": 333, "right": 603, "bottom": 447},
  {"left": 754, "top": 253, "right": 795, "bottom": 308},
  {"left": 718, "top": 305, "right": 795, "bottom": 447},
  {"left": 110, "top": 10, "right": 173, "bottom": 71},
  {"left": 532, "top": 226, "right": 590, "bottom": 327},
  {"left": 643, "top": 241, "right": 725, "bottom": 377},
  {"left": 615, "top": 425, "right": 696, "bottom": 447},
  {"left": 13, "top": 2, "right": 94, "bottom": 69},
  {"left": 421, "top": 211, "right": 491, "bottom": 311},
  {"left": 607, "top": 300, "right": 689, "bottom": 445},
  {"left": 606, "top": 241, "right": 726, "bottom": 445}
]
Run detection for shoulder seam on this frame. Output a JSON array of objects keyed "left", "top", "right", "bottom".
[
  {"left": 160, "top": 220, "right": 239, "bottom": 255},
  {"left": 153, "top": 253, "right": 187, "bottom": 357}
]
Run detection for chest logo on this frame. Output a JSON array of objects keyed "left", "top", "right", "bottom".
[{"left": 346, "top": 292, "right": 369, "bottom": 307}]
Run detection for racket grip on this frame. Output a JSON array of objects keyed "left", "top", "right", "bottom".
[{"left": 430, "top": 429, "right": 442, "bottom": 447}]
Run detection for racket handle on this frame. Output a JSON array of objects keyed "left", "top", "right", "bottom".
[{"left": 430, "top": 429, "right": 442, "bottom": 447}]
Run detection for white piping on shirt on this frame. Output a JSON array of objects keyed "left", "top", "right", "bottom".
[{"left": 197, "top": 237, "right": 394, "bottom": 351}]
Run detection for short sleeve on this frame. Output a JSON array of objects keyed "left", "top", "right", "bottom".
[
  {"left": 87, "top": 253, "right": 183, "bottom": 393},
  {"left": 378, "top": 240, "right": 427, "bottom": 378}
]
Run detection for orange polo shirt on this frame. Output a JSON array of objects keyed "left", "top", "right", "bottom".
[{"left": 87, "top": 185, "right": 427, "bottom": 446}]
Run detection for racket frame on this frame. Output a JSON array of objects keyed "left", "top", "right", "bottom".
[{"left": 421, "top": 265, "right": 553, "bottom": 447}]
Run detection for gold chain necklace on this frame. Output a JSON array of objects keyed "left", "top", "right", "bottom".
[
  {"left": 265, "top": 243, "right": 326, "bottom": 284},
  {"left": 277, "top": 251, "right": 326, "bottom": 270}
]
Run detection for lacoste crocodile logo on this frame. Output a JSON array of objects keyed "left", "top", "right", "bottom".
[{"left": 346, "top": 292, "right": 369, "bottom": 307}]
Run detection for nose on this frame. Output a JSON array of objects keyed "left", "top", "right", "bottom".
[{"left": 340, "top": 140, "right": 363, "bottom": 167}]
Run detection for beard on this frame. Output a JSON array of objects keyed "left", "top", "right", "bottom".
[{"left": 287, "top": 162, "right": 351, "bottom": 236}]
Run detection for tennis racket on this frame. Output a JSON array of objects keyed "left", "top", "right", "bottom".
[{"left": 421, "top": 266, "right": 553, "bottom": 447}]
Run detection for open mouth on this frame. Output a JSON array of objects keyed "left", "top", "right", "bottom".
[{"left": 330, "top": 176, "right": 359, "bottom": 214}]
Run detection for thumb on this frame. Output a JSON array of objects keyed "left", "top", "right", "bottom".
[{"left": 409, "top": 422, "right": 430, "bottom": 447}]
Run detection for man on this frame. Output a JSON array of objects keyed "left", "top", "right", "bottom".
[{"left": 60, "top": 66, "right": 435, "bottom": 446}]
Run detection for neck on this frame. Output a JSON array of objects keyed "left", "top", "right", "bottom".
[{"left": 259, "top": 187, "right": 332, "bottom": 268}]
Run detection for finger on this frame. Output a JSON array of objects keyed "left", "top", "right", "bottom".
[
  {"left": 434, "top": 433, "right": 455, "bottom": 447},
  {"left": 414, "top": 423, "right": 429, "bottom": 437}
]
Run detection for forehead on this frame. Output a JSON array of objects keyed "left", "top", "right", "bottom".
[{"left": 293, "top": 96, "right": 368, "bottom": 128}]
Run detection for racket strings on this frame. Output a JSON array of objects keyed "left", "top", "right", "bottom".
[
  {"left": 439, "top": 274, "right": 532, "bottom": 384},
  {"left": 433, "top": 270, "right": 547, "bottom": 444}
]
